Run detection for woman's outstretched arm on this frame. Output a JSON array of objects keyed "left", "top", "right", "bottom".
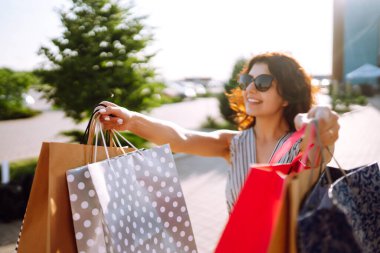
[{"left": 98, "top": 101, "right": 237, "bottom": 161}]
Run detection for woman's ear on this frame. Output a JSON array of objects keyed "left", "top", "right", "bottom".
[{"left": 282, "top": 100, "right": 289, "bottom": 107}]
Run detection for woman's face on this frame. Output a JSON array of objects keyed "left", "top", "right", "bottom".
[{"left": 243, "top": 63, "right": 288, "bottom": 117}]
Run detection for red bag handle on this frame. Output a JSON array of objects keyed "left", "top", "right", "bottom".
[
  {"left": 269, "top": 125, "right": 305, "bottom": 164},
  {"left": 269, "top": 123, "right": 317, "bottom": 170}
]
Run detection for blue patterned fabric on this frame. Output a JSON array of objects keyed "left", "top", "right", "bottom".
[{"left": 297, "top": 163, "right": 380, "bottom": 253}]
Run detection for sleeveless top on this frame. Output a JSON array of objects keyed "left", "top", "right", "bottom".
[{"left": 226, "top": 128, "right": 301, "bottom": 212}]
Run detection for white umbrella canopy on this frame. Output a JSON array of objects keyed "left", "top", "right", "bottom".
[{"left": 346, "top": 63, "right": 380, "bottom": 80}]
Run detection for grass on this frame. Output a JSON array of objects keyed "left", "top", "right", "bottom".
[{"left": 0, "top": 108, "right": 41, "bottom": 121}]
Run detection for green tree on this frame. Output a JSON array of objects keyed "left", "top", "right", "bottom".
[
  {"left": 36, "top": 0, "right": 163, "bottom": 122},
  {"left": 218, "top": 58, "right": 246, "bottom": 125},
  {"left": 0, "top": 68, "right": 39, "bottom": 120}
]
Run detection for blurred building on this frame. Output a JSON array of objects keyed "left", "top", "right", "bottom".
[{"left": 332, "top": 0, "right": 380, "bottom": 83}]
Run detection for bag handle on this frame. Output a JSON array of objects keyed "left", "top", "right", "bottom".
[
  {"left": 111, "top": 130, "right": 142, "bottom": 154},
  {"left": 269, "top": 125, "right": 307, "bottom": 164},
  {"left": 269, "top": 122, "right": 318, "bottom": 175},
  {"left": 81, "top": 103, "right": 108, "bottom": 144},
  {"left": 91, "top": 111, "right": 144, "bottom": 163},
  {"left": 81, "top": 103, "right": 142, "bottom": 163},
  {"left": 297, "top": 120, "right": 347, "bottom": 186},
  {"left": 313, "top": 120, "right": 347, "bottom": 185},
  {"left": 82, "top": 103, "right": 135, "bottom": 148}
]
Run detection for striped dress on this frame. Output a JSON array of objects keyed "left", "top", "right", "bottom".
[{"left": 226, "top": 127, "right": 301, "bottom": 212}]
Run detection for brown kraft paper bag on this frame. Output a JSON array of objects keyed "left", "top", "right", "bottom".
[
  {"left": 267, "top": 165, "right": 322, "bottom": 253},
  {"left": 17, "top": 142, "right": 129, "bottom": 253}
]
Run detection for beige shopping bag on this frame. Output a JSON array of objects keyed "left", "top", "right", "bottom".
[
  {"left": 17, "top": 142, "right": 126, "bottom": 253},
  {"left": 267, "top": 164, "right": 322, "bottom": 253}
]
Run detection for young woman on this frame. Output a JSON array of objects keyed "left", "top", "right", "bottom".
[{"left": 98, "top": 52, "right": 339, "bottom": 211}]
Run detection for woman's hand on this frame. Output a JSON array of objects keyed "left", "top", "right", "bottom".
[
  {"left": 96, "top": 101, "right": 135, "bottom": 131},
  {"left": 294, "top": 106, "right": 340, "bottom": 147}
]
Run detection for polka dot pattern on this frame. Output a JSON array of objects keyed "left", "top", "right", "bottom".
[
  {"left": 66, "top": 165, "right": 107, "bottom": 253},
  {"left": 68, "top": 144, "right": 198, "bottom": 253}
]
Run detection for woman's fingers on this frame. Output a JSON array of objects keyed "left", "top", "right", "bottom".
[
  {"left": 308, "top": 106, "right": 339, "bottom": 129},
  {"left": 308, "top": 106, "right": 340, "bottom": 147},
  {"left": 99, "top": 114, "right": 125, "bottom": 131},
  {"left": 96, "top": 103, "right": 132, "bottom": 131},
  {"left": 100, "top": 114, "right": 123, "bottom": 124},
  {"left": 99, "top": 107, "right": 124, "bottom": 125},
  {"left": 93, "top": 101, "right": 115, "bottom": 113},
  {"left": 295, "top": 106, "right": 340, "bottom": 147},
  {"left": 317, "top": 123, "right": 339, "bottom": 146},
  {"left": 294, "top": 113, "right": 310, "bottom": 130},
  {"left": 101, "top": 121, "right": 124, "bottom": 131},
  {"left": 308, "top": 106, "right": 330, "bottom": 119},
  {"left": 99, "top": 101, "right": 117, "bottom": 107}
]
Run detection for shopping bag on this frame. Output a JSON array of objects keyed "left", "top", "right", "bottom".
[
  {"left": 267, "top": 163, "right": 321, "bottom": 253},
  {"left": 66, "top": 164, "right": 107, "bottom": 253},
  {"left": 16, "top": 142, "right": 126, "bottom": 252},
  {"left": 215, "top": 158, "right": 318, "bottom": 253},
  {"left": 215, "top": 126, "right": 319, "bottom": 253},
  {"left": 297, "top": 162, "right": 380, "bottom": 253},
  {"left": 15, "top": 104, "right": 127, "bottom": 252},
  {"left": 67, "top": 138, "right": 198, "bottom": 252}
]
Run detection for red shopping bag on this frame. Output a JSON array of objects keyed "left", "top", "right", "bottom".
[{"left": 215, "top": 127, "right": 312, "bottom": 253}]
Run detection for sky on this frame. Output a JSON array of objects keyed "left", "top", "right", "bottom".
[{"left": 0, "top": 0, "right": 333, "bottom": 81}]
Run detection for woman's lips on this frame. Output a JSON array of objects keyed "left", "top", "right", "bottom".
[{"left": 247, "top": 98, "right": 262, "bottom": 104}]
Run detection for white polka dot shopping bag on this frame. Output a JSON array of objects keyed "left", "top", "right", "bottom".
[{"left": 66, "top": 144, "right": 198, "bottom": 253}]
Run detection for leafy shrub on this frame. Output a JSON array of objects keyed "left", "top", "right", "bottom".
[
  {"left": 0, "top": 68, "right": 40, "bottom": 120},
  {"left": 331, "top": 93, "right": 368, "bottom": 113}
]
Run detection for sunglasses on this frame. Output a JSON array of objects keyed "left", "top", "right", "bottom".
[{"left": 238, "top": 74, "right": 274, "bottom": 92}]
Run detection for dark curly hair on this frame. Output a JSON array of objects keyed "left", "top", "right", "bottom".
[{"left": 227, "top": 52, "right": 316, "bottom": 131}]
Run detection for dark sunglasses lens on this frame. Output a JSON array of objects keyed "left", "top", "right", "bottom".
[
  {"left": 255, "top": 75, "right": 273, "bottom": 91},
  {"left": 238, "top": 74, "right": 252, "bottom": 90}
]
